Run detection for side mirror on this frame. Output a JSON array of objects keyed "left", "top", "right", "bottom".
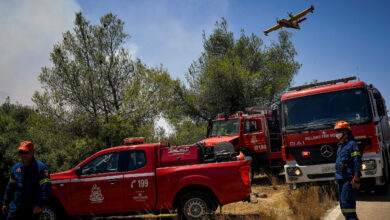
[
  {"left": 75, "top": 167, "right": 82, "bottom": 177},
  {"left": 373, "top": 116, "right": 380, "bottom": 125},
  {"left": 376, "top": 99, "right": 386, "bottom": 116},
  {"left": 206, "top": 119, "right": 212, "bottom": 137}
]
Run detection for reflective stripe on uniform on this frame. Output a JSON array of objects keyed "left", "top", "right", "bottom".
[
  {"left": 39, "top": 178, "right": 51, "bottom": 185},
  {"left": 341, "top": 208, "right": 356, "bottom": 213},
  {"left": 351, "top": 152, "right": 360, "bottom": 157},
  {"left": 9, "top": 177, "right": 16, "bottom": 184}
]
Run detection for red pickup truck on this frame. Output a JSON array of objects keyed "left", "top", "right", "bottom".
[{"left": 42, "top": 139, "right": 251, "bottom": 219}]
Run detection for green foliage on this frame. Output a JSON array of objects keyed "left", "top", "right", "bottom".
[
  {"left": 167, "top": 119, "right": 207, "bottom": 146},
  {"left": 36, "top": 12, "right": 134, "bottom": 124},
  {"left": 183, "top": 18, "right": 301, "bottom": 120},
  {"left": 28, "top": 12, "right": 179, "bottom": 172},
  {"left": 0, "top": 98, "right": 35, "bottom": 177}
]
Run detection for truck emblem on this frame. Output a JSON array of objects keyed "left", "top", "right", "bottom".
[
  {"left": 251, "top": 136, "right": 257, "bottom": 143},
  {"left": 90, "top": 184, "right": 104, "bottom": 203},
  {"left": 320, "top": 145, "right": 333, "bottom": 158}
]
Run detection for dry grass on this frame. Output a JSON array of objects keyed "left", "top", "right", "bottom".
[
  {"left": 218, "top": 175, "right": 337, "bottom": 220},
  {"left": 218, "top": 184, "right": 288, "bottom": 219},
  {"left": 283, "top": 185, "right": 338, "bottom": 220}
]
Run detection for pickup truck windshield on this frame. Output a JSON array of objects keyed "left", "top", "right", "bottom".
[
  {"left": 210, "top": 119, "right": 240, "bottom": 136},
  {"left": 281, "top": 88, "right": 371, "bottom": 133}
]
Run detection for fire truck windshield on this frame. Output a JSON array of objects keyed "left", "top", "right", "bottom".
[
  {"left": 210, "top": 119, "right": 240, "bottom": 136},
  {"left": 281, "top": 88, "right": 371, "bottom": 133}
]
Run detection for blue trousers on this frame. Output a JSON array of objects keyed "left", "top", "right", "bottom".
[
  {"left": 337, "top": 179, "right": 358, "bottom": 220},
  {"left": 6, "top": 204, "right": 40, "bottom": 220}
]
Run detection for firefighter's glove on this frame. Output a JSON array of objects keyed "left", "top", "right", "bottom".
[
  {"left": 1, "top": 205, "right": 8, "bottom": 216},
  {"left": 351, "top": 175, "right": 361, "bottom": 189}
]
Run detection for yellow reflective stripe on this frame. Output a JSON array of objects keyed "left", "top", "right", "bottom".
[
  {"left": 341, "top": 208, "right": 356, "bottom": 213},
  {"left": 351, "top": 151, "right": 361, "bottom": 157},
  {"left": 39, "top": 178, "right": 51, "bottom": 185},
  {"left": 9, "top": 177, "right": 16, "bottom": 184}
]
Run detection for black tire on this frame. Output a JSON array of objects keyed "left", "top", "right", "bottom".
[
  {"left": 40, "top": 205, "right": 57, "bottom": 220},
  {"left": 40, "top": 202, "right": 67, "bottom": 220},
  {"left": 179, "top": 191, "right": 216, "bottom": 220},
  {"left": 250, "top": 165, "right": 255, "bottom": 182}
]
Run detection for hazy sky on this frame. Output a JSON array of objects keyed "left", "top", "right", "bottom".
[{"left": 1, "top": 0, "right": 389, "bottom": 105}]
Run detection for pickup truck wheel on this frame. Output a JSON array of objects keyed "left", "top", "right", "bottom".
[
  {"left": 40, "top": 205, "right": 57, "bottom": 220},
  {"left": 179, "top": 191, "right": 216, "bottom": 220}
]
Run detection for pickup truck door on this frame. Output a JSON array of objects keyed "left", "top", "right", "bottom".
[
  {"left": 122, "top": 149, "right": 156, "bottom": 212},
  {"left": 243, "top": 118, "right": 268, "bottom": 153},
  {"left": 71, "top": 151, "right": 127, "bottom": 215}
]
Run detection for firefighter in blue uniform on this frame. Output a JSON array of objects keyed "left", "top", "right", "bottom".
[
  {"left": 2, "top": 141, "right": 52, "bottom": 220},
  {"left": 334, "top": 121, "right": 361, "bottom": 220}
]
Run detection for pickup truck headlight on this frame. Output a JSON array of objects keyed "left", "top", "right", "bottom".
[
  {"left": 362, "top": 159, "right": 376, "bottom": 171},
  {"left": 286, "top": 167, "right": 302, "bottom": 176}
]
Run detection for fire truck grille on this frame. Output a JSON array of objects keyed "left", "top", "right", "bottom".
[
  {"left": 307, "top": 173, "right": 335, "bottom": 179},
  {"left": 288, "top": 139, "right": 370, "bottom": 166},
  {"left": 288, "top": 143, "right": 338, "bottom": 165}
]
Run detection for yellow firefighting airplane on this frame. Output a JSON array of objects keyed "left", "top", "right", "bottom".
[{"left": 264, "top": 5, "right": 314, "bottom": 36}]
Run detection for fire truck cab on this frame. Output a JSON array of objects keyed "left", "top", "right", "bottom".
[
  {"left": 200, "top": 108, "right": 284, "bottom": 175},
  {"left": 281, "top": 77, "right": 390, "bottom": 192}
]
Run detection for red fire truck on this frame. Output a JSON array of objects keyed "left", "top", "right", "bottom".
[
  {"left": 199, "top": 108, "right": 284, "bottom": 176},
  {"left": 281, "top": 77, "right": 390, "bottom": 192},
  {"left": 44, "top": 138, "right": 251, "bottom": 220}
]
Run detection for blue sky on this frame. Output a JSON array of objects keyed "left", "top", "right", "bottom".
[
  {"left": 77, "top": 0, "right": 390, "bottom": 102},
  {"left": 1, "top": 0, "right": 389, "bottom": 105}
]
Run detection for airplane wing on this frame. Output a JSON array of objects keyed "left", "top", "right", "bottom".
[
  {"left": 288, "top": 5, "right": 314, "bottom": 22},
  {"left": 263, "top": 24, "right": 282, "bottom": 36}
]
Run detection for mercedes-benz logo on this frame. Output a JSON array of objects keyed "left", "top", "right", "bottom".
[{"left": 320, "top": 145, "right": 333, "bottom": 158}]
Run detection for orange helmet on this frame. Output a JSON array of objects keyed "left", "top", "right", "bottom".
[
  {"left": 334, "top": 121, "right": 351, "bottom": 131},
  {"left": 18, "top": 141, "right": 34, "bottom": 151}
]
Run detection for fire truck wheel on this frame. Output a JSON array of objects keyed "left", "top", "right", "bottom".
[{"left": 179, "top": 191, "right": 216, "bottom": 220}]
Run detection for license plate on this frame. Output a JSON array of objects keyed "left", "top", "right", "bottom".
[{"left": 321, "top": 166, "right": 335, "bottom": 173}]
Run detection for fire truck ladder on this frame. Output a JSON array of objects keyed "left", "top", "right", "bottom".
[
  {"left": 269, "top": 133, "right": 281, "bottom": 152},
  {"left": 288, "top": 76, "right": 357, "bottom": 91}
]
